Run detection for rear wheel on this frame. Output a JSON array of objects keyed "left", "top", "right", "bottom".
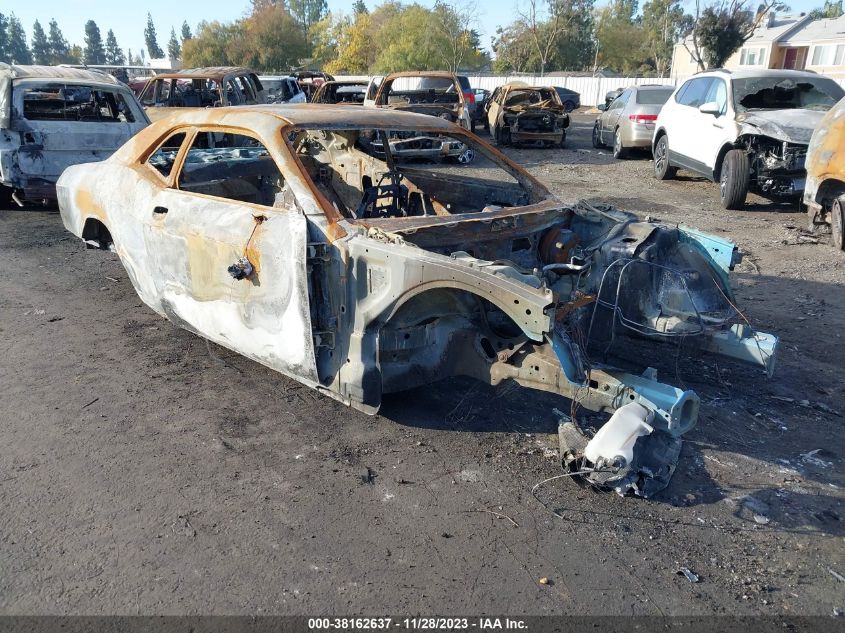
[
  {"left": 0, "top": 185, "right": 13, "bottom": 208},
  {"left": 559, "top": 130, "right": 566, "bottom": 148},
  {"left": 653, "top": 134, "right": 676, "bottom": 180},
  {"left": 495, "top": 125, "right": 511, "bottom": 146},
  {"left": 612, "top": 129, "right": 627, "bottom": 159},
  {"left": 719, "top": 149, "right": 750, "bottom": 210},
  {"left": 832, "top": 196, "right": 845, "bottom": 250},
  {"left": 591, "top": 123, "right": 603, "bottom": 148}
]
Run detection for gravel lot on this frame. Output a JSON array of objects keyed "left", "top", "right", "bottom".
[{"left": 0, "top": 113, "right": 843, "bottom": 616}]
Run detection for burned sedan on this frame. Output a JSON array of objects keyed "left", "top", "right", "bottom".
[
  {"left": 0, "top": 64, "right": 149, "bottom": 206},
  {"left": 58, "top": 106, "right": 778, "bottom": 496},
  {"left": 486, "top": 82, "right": 569, "bottom": 147},
  {"left": 804, "top": 95, "right": 845, "bottom": 250}
]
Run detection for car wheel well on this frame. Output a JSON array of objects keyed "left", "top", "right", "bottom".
[
  {"left": 815, "top": 178, "right": 845, "bottom": 208},
  {"left": 81, "top": 218, "right": 114, "bottom": 250},
  {"left": 652, "top": 129, "right": 666, "bottom": 152},
  {"left": 713, "top": 143, "right": 741, "bottom": 182}
]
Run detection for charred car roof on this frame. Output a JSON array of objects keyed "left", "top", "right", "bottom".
[{"left": 148, "top": 67, "right": 257, "bottom": 81}]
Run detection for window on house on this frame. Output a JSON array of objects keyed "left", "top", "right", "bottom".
[
  {"left": 811, "top": 44, "right": 845, "bottom": 66},
  {"left": 740, "top": 47, "right": 766, "bottom": 66}
]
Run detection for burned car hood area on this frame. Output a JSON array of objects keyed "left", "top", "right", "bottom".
[
  {"left": 57, "top": 105, "right": 779, "bottom": 499},
  {"left": 738, "top": 109, "right": 825, "bottom": 145}
]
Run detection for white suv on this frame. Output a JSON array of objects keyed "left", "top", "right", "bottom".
[{"left": 652, "top": 69, "right": 845, "bottom": 209}]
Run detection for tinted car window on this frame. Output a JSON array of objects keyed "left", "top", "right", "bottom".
[
  {"left": 635, "top": 88, "right": 674, "bottom": 105},
  {"left": 676, "top": 78, "right": 713, "bottom": 108}
]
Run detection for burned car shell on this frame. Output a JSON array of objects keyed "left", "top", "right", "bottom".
[
  {"left": 57, "top": 105, "right": 778, "bottom": 495},
  {"left": 0, "top": 64, "right": 149, "bottom": 205},
  {"left": 803, "top": 95, "right": 845, "bottom": 250},
  {"left": 486, "top": 82, "right": 569, "bottom": 147},
  {"left": 370, "top": 71, "right": 472, "bottom": 130},
  {"left": 311, "top": 81, "right": 368, "bottom": 105},
  {"left": 139, "top": 67, "right": 265, "bottom": 122}
]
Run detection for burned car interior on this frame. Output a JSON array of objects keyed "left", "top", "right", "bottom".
[
  {"left": 22, "top": 84, "right": 139, "bottom": 123},
  {"left": 291, "top": 127, "right": 529, "bottom": 218}
]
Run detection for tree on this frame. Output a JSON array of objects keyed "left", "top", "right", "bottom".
[
  {"left": 325, "top": 11, "right": 376, "bottom": 73},
  {"left": 353, "top": 0, "right": 369, "bottom": 14},
  {"left": 289, "top": 0, "right": 329, "bottom": 38},
  {"left": 432, "top": 0, "right": 480, "bottom": 72},
  {"left": 685, "top": 0, "right": 785, "bottom": 71},
  {"left": 105, "top": 29, "right": 125, "bottom": 65},
  {"left": 47, "top": 19, "right": 71, "bottom": 64},
  {"left": 144, "top": 12, "right": 164, "bottom": 58},
  {"left": 167, "top": 27, "right": 181, "bottom": 59},
  {"left": 492, "top": 22, "right": 537, "bottom": 72},
  {"left": 7, "top": 14, "right": 32, "bottom": 64},
  {"left": 182, "top": 21, "right": 237, "bottom": 67},
  {"left": 31, "top": 20, "right": 50, "bottom": 65},
  {"left": 519, "top": 0, "right": 573, "bottom": 74},
  {"left": 642, "top": 0, "right": 693, "bottom": 77},
  {"left": 83, "top": 19, "right": 105, "bottom": 64},
  {"left": 0, "top": 14, "right": 8, "bottom": 62},
  {"left": 181, "top": 21, "right": 193, "bottom": 42},
  {"left": 595, "top": 0, "right": 651, "bottom": 73},
  {"left": 810, "top": 0, "right": 844, "bottom": 19},
  {"left": 68, "top": 44, "right": 83, "bottom": 64}
]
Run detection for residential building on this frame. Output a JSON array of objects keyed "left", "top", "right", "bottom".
[{"left": 670, "top": 13, "right": 845, "bottom": 80}]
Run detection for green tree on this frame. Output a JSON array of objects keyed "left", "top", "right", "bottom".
[
  {"left": 595, "top": 0, "right": 650, "bottom": 73},
  {"left": 642, "top": 0, "right": 692, "bottom": 76},
  {"left": 7, "top": 15, "right": 32, "bottom": 64},
  {"left": 167, "top": 27, "right": 181, "bottom": 59},
  {"left": 68, "top": 44, "right": 83, "bottom": 63},
  {"left": 105, "top": 29, "right": 125, "bottom": 65},
  {"left": 554, "top": 0, "right": 596, "bottom": 70},
  {"left": 686, "top": 0, "right": 785, "bottom": 70},
  {"left": 181, "top": 21, "right": 193, "bottom": 42},
  {"left": 353, "top": 0, "right": 369, "bottom": 14},
  {"left": 325, "top": 11, "right": 376, "bottom": 73},
  {"left": 0, "top": 14, "right": 8, "bottom": 62},
  {"left": 810, "top": 0, "right": 844, "bottom": 19},
  {"left": 432, "top": 0, "right": 489, "bottom": 72},
  {"left": 47, "top": 19, "right": 71, "bottom": 64},
  {"left": 31, "top": 20, "right": 50, "bottom": 65},
  {"left": 182, "top": 20, "right": 238, "bottom": 67},
  {"left": 289, "top": 0, "right": 328, "bottom": 38},
  {"left": 144, "top": 12, "right": 164, "bottom": 58},
  {"left": 83, "top": 19, "right": 105, "bottom": 64}
]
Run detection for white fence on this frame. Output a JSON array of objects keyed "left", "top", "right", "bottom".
[{"left": 334, "top": 74, "right": 680, "bottom": 107}]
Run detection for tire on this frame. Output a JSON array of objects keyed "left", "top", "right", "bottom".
[
  {"left": 832, "top": 196, "right": 845, "bottom": 251},
  {"left": 470, "top": 119, "right": 476, "bottom": 133},
  {"left": 612, "top": 129, "right": 627, "bottom": 159},
  {"left": 495, "top": 125, "right": 511, "bottom": 146},
  {"left": 719, "top": 149, "right": 750, "bottom": 210},
  {"left": 0, "top": 185, "right": 13, "bottom": 208},
  {"left": 591, "top": 123, "right": 603, "bottom": 148},
  {"left": 653, "top": 134, "right": 676, "bottom": 180},
  {"left": 564, "top": 100, "right": 575, "bottom": 112},
  {"left": 559, "top": 130, "right": 566, "bottom": 148}
]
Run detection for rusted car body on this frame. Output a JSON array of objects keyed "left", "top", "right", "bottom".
[
  {"left": 804, "top": 95, "right": 845, "bottom": 250},
  {"left": 57, "top": 105, "right": 778, "bottom": 496},
  {"left": 370, "top": 71, "right": 472, "bottom": 130},
  {"left": 312, "top": 81, "right": 368, "bottom": 105},
  {"left": 485, "top": 82, "right": 569, "bottom": 147},
  {"left": 0, "top": 64, "right": 148, "bottom": 206},
  {"left": 139, "top": 67, "right": 265, "bottom": 122}
]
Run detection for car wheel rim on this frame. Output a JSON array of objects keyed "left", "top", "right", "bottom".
[
  {"left": 720, "top": 169, "right": 728, "bottom": 200},
  {"left": 834, "top": 199, "right": 844, "bottom": 248},
  {"left": 655, "top": 140, "right": 666, "bottom": 172},
  {"left": 614, "top": 133, "right": 621, "bottom": 155},
  {"left": 458, "top": 148, "right": 474, "bottom": 164}
]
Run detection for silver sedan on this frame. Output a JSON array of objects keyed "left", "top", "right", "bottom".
[{"left": 592, "top": 85, "right": 675, "bottom": 159}]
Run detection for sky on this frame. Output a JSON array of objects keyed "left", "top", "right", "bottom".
[{"left": 5, "top": 0, "right": 826, "bottom": 62}]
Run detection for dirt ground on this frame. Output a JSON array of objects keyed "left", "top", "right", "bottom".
[{"left": 0, "top": 113, "right": 843, "bottom": 617}]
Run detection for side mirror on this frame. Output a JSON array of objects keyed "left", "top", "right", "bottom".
[
  {"left": 699, "top": 101, "right": 721, "bottom": 116},
  {"left": 597, "top": 103, "right": 607, "bottom": 111}
]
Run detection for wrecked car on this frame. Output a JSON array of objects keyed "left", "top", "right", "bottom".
[
  {"left": 368, "top": 71, "right": 473, "bottom": 130},
  {"left": 0, "top": 63, "right": 149, "bottom": 207},
  {"left": 653, "top": 69, "right": 845, "bottom": 210},
  {"left": 258, "top": 76, "right": 306, "bottom": 105},
  {"left": 291, "top": 71, "right": 335, "bottom": 100},
  {"left": 139, "top": 67, "right": 265, "bottom": 122},
  {"left": 311, "top": 81, "right": 368, "bottom": 105},
  {"left": 57, "top": 105, "right": 778, "bottom": 497},
  {"left": 804, "top": 95, "right": 845, "bottom": 250},
  {"left": 485, "top": 82, "right": 569, "bottom": 147}
]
